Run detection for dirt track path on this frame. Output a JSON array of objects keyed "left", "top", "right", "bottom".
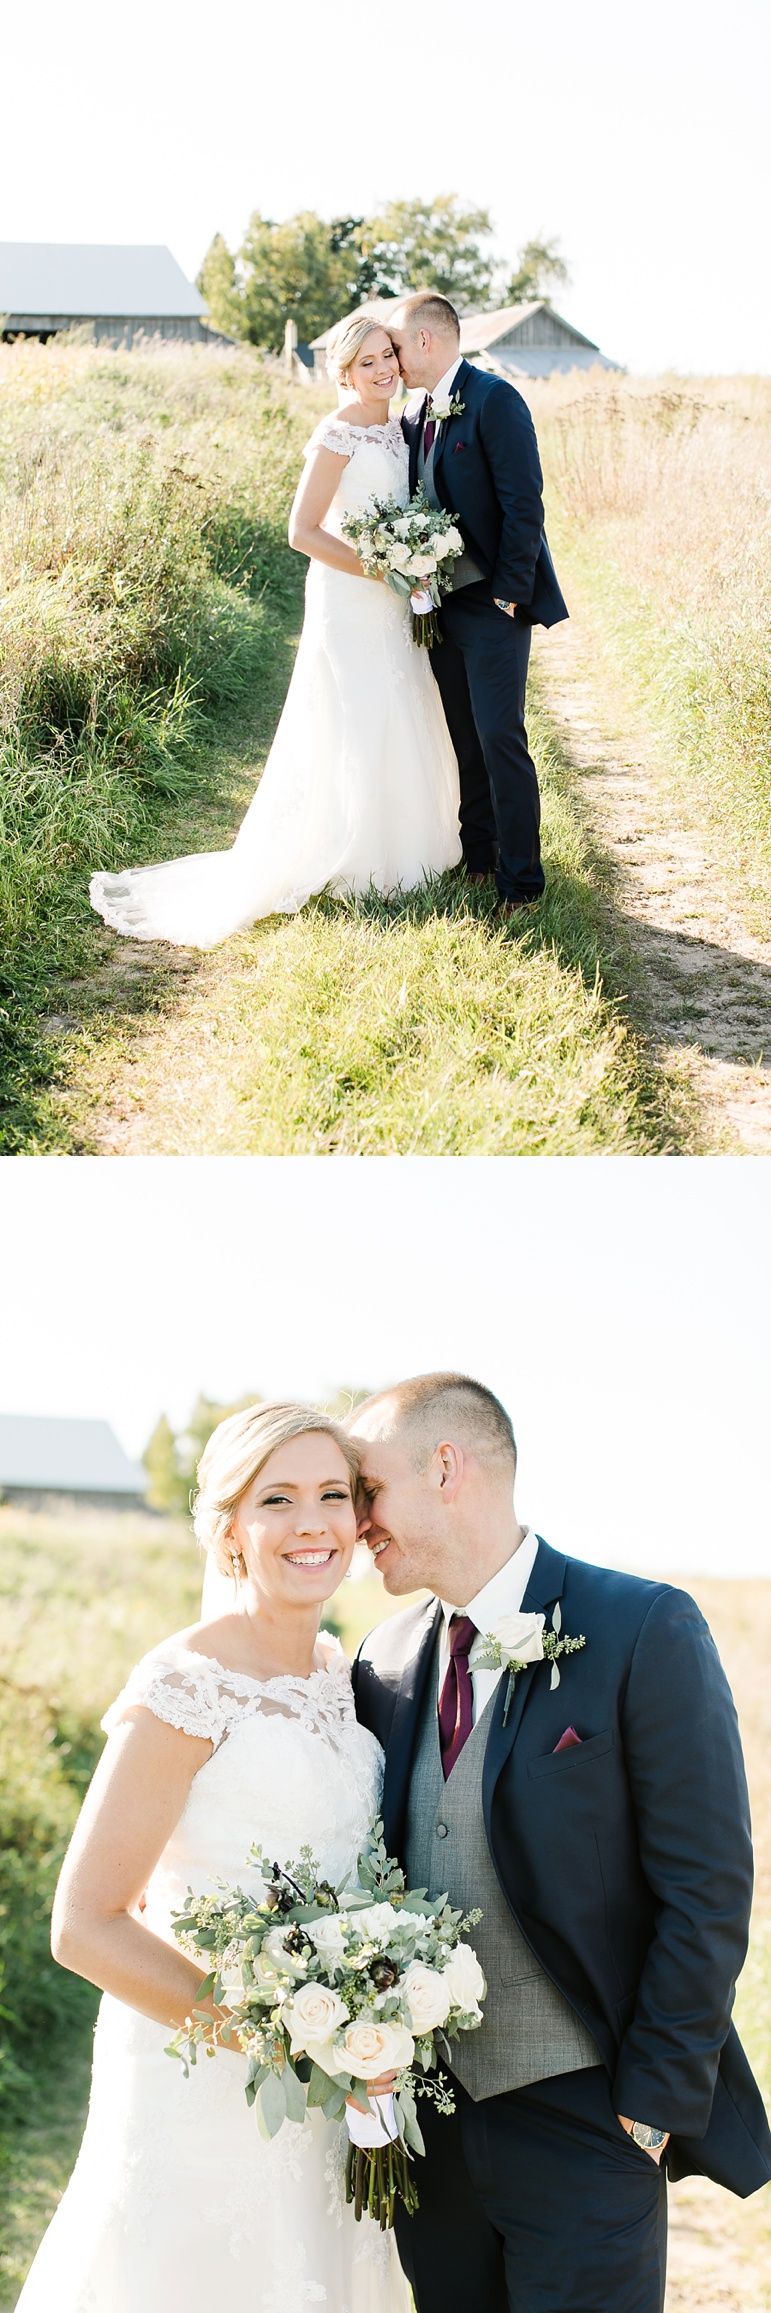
[{"left": 534, "top": 615, "right": 771, "bottom": 1153}]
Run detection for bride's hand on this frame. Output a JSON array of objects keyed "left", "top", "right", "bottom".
[{"left": 346, "top": 2068, "right": 398, "bottom": 2114}]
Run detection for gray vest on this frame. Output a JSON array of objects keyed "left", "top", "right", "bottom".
[
  {"left": 403, "top": 1656, "right": 599, "bottom": 2101},
  {"left": 417, "top": 421, "right": 482, "bottom": 593}
]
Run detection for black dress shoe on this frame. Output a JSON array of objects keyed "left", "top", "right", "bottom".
[{"left": 465, "top": 867, "right": 497, "bottom": 886}]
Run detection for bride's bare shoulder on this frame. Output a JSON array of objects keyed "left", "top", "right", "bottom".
[
  {"left": 163, "top": 1616, "right": 236, "bottom": 1662},
  {"left": 333, "top": 398, "right": 367, "bottom": 429}
]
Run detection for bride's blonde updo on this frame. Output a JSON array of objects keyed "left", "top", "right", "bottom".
[
  {"left": 326, "top": 311, "right": 391, "bottom": 386},
  {"left": 192, "top": 1401, "right": 360, "bottom": 1577}
]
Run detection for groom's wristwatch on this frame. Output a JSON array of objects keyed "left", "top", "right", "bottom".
[
  {"left": 495, "top": 598, "right": 517, "bottom": 617},
  {"left": 629, "top": 2123, "right": 668, "bottom": 2153}
]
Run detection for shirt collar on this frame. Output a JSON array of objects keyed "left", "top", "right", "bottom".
[
  {"left": 439, "top": 1527, "right": 540, "bottom": 1637},
  {"left": 428, "top": 356, "right": 463, "bottom": 408}
]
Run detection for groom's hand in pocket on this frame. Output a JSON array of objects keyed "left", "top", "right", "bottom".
[{"left": 617, "top": 2116, "right": 670, "bottom": 2163}]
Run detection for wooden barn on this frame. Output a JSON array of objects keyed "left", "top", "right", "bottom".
[
  {"left": 310, "top": 297, "right": 620, "bottom": 380},
  {"left": 458, "top": 302, "right": 621, "bottom": 378},
  {"left": 0, "top": 242, "right": 228, "bottom": 346},
  {"left": 0, "top": 1413, "right": 148, "bottom": 1511}
]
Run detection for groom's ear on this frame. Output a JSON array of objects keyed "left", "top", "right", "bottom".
[{"left": 428, "top": 1440, "right": 465, "bottom": 1501}]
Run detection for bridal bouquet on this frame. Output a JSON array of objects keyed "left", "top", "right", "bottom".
[
  {"left": 342, "top": 485, "right": 465, "bottom": 647},
  {"left": 167, "top": 1818, "right": 485, "bottom": 2229}
]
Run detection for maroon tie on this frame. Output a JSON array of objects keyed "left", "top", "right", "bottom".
[
  {"left": 438, "top": 1614, "right": 477, "bottom": 1778},
  {"left": 423, "top": 399, "right": 436, "bottom": 458}
]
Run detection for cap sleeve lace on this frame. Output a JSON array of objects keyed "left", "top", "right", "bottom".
[
  {"left": 101, "top": 1644, "right": 229, "bottom": 1745},
  {"left": 303, "top": 416, "right": 357, "bottom": 459}
]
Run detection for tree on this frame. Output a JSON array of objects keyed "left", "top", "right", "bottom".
[
  {"left": 143, "top": 1393, "right": 262, "bottom": 1517},
  {"left": 143, "top": 1414, "right": 189, "bottom": 1517},
  {"left": 360, "top": 195, "right": 497, "bottom": 313},
  {"left": 237, "top": 212, "right": 354, "bottom": 352},
  {"left": 503, "top": 236, "right": 570, "bottom": 307},
  {"left": 196, "top": 233, "right": 241, "bottom": 338}
]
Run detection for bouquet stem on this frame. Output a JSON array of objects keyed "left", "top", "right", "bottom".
[
  {"left": 412, "top": 610, "right": 442, "bottom": 649},
  {"left": 345, "top": 2132, "right": 419, "bottom": 2227}
]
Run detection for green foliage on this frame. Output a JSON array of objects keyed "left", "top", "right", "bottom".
[
  {"left": 196, "top": 232, "right": 240, "bottom": 337},
  {"left": 0, "top": 340, "right": 310, "bottom": 1148},
  {"left": 143, "top": 1392, "right": 262, "bottom": 1513},
  {"left": 0, "top": 1681, "right": 100, "bottom": 2125},
  {"left": 356, "top": 195, "right": 497, "bottom": 311},
  {"left": 199, "top": 198, "right": 566, "bottom": 351},
  {"left": 504, "top": 236, "right": 570, "bottom": 306},
  {"left": 237, "top": 212, "right": 354, "bottom": 352}
]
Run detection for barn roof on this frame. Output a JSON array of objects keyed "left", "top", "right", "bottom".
[
  {"left": 459, "top": 303, "right": 600, "bottom": 354},
  {"left": 0, "top": 1413, "right": 147, "bottom": 1496},
  {"left": 0, "top": 243, "right": 206, "bottom": 320}
]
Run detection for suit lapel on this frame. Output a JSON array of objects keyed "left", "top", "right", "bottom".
[
  {"left": 402, "top": 397, "right": 427, "bottom": 499},
  {"left": 481, "top": 1537, "right": 567, "bottom": 1840},
  {"left": 431, "top": 359, "right": 473, "bottom": 498},
  {"left": 382, "top": 1597, "right": 441, "bottom": 1851}
]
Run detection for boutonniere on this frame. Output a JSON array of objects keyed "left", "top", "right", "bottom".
[
  {"left": 429, "top": 393, "right": 465, "bottom": 425},
  {"left": 475, "top": 1603, "right": 586, "bottom": 1724}
]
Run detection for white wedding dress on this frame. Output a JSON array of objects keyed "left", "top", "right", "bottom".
[
  {"left": 89, "top": 415, "right": 461, "bottom": 947},
  {"left": 15, "top": 1637, "right": 409, "bottom": 2313}
]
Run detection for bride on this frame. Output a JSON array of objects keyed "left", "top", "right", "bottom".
[
  {"left": 89, "top": 317, "right": 461, "bottom": 948},
  {"left": 16, "top": 1404, "right": 409, "bottom": 2313}
]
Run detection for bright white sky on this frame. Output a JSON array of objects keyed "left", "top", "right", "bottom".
[
  {"left": 2, "top": 0, "right": 769, "bottom": 375},
  {"left": 1, "top": 1158, "right": 768, "bottom": 1580}
]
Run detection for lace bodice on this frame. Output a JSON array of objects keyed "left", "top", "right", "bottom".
[
  {"left": 303, "top": 413, "right": 409, "bottom": 530},
  {"left": 102, "top": 1637, "right": 384, "bottom": 1940}
]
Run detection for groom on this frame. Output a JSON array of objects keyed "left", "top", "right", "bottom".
[
  {"left": 388, "top": 294, "right": 568, "bottom": 911},
  {"left": 348, "top": 1372, "right": 771, "bottom": 2313}
]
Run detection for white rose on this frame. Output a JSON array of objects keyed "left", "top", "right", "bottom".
[
  {"left": 401, "top": 1962, "right": 451, "bottom": 2033},
  {"left": 387, "top": 542, "right": 413, "bottom": 571},
  {"left": 350, "top": 1903, "right": 399, "bottom": 1944},
  {"left": 404, "top": 552, "right": 437, "bottom": 577},
  {"left": 430, "top": 533, "right": 455, "bottom": 559},
  {"left": 263, "top": 1925, "right": 311, "bottom": 1979},
  {"left": 443, "top": 1943, "right": 486, "bottom": 2016},
  {"left": 441, "top": 525, "right": 464, "bottom": 555},
  {"left": 284, "top": 1980, "right": 350, "bottom": 2056},
  {"left": 330, "top": 2018, "right": 415, "bottom": 2079},
  {"left": 392, "top": 517, "right": 413, "bottom": 538},
  {"left": 493, "top": 1612, "right": 545, "bottom": 1664},
  {"left": 311, "top": 1914, "right": 347, "bottom": 1964}
]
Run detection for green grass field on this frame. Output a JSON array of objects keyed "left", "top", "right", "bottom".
[
  {"left": 0, "top": 340, "right": 702, "bottom": 1155},
  {"left": 1, "top": 1506, "right": 769, "bottom": 2307}
]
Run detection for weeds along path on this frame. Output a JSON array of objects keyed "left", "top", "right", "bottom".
[
  {"left": 533, "top": 607, "right": 771, "bottom": 1153},
  {"left": 34, "top": 680, "right": 692, "bottom": 1158}
]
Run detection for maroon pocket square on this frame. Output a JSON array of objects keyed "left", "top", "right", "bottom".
[
  {"left": 453, "top": 440, "right": 466, "bottom": 453},
  {"left": 553, "top": 1726, "right": 582, "bottom": 1752}
]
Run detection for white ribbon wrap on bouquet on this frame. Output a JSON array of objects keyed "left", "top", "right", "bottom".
[
  {"left": 409, "top": 588, "right": 435, "bottom": 616},
  {"left": 345, "top": 2093, "right": 399, "bottom": 2148}
]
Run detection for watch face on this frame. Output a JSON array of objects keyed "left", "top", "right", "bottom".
[{"left": 632, "top": 2124, "right": 666, "bottom": 2149}]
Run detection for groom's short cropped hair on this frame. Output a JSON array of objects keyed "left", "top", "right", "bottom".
[
  {"left": 355, "top": 1372, "right": 516, "bottom": 1474},
  {"left": 391, "top": 292, "right": 460, "bottom": 340}
]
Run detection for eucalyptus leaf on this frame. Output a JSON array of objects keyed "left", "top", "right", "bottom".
[
  {"left": 306, "top": 2062, "right": 342, "bottom": 2109},
  {"left": 256, "top": 2069, "right": 287, "bottom": 2139},
  {"left": 282, "top": 2062, "right": 307, "bottom": 2124}
]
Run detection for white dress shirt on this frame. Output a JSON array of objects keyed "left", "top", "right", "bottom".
[
  {"left": 437, "top": 1526, "right": 540, "bottom": 1722},
  {"left": 425, "top": 355, "right": 464, "bottom": 415}
]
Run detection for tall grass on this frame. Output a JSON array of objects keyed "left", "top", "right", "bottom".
[
  {"left": 0, "top": 339, "right": 309, "bottom": 1140},
  {"left": 528, "top": 372, "right": 771, "bottom": 920}
]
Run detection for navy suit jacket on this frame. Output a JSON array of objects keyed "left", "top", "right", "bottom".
[
  {"left": 401, "top": 359, "right": 568, "bottom": 628},
  {"left": 352, "top": 1539, "right": 771, "bottom": 2198}
]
